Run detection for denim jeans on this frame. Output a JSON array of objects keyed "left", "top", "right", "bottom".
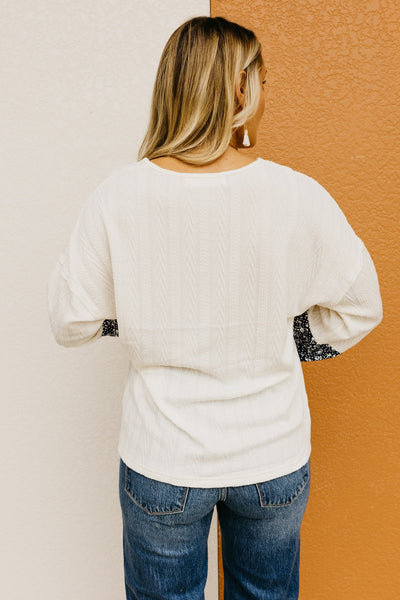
[{"left": 119, "top": 457, "right": 310, "bottom": 600}]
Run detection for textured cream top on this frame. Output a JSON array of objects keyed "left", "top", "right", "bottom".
[{"left": 47, "top": 157, "right": 383, "bottom": 487}]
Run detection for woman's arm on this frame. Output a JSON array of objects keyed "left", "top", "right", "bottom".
[
  {"left": 304, "top": 242, "right": 382, "bottom": 354},
  {"left": 293, "top": 241, "right": 382, "bottom": 360},
  {"left": 47, "top": 179, "right": 117, "bottom": 347}
]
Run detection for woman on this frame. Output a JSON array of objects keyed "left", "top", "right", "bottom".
[{"left": 47, "top": 16, "right": 383, "bottom": 600}]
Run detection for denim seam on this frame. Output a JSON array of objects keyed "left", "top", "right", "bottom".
[
  {"left": 255, "top": 464, "right": 309, "bottom": 508},
  {"left": 124, "top": 464, "right": 190, "bottom": 515},
  {"left": 283, "top": 534, "right": 301, "bottom": 599}
]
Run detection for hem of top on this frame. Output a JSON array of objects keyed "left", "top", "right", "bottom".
[
  {"left": 117, "top": 446, "right": 312, "bottom": 488},
  {"left": 141, "top": 156, "right": 263, "bottom": 177}
]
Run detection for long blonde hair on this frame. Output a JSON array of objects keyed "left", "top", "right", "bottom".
[{"left": 137, "top": 16, "right": 264, "bottom": 166}]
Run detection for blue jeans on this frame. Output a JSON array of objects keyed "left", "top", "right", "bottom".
[{"left": 119, "top": 457, "right": 310, "bottom": 599}]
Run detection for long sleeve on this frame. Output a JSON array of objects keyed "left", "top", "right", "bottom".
[
  {"left": 47, "top": 180, "right": 116, "bottom": 347},
  {"left": 288, "top": 169, "right": 382, "bottom": 358},
  {"left": 306, "top": 241, "right": 382, "bottom": 353},
  {"left": 293, "top": 242, "right": 382, "bottom": 359}
]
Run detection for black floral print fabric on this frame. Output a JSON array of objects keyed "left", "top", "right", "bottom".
[
  {"left": 101, "top": 311, "right": 340, "bottom": 362},
  {"left": 292, "top": 311, "right": 340, "bottom": 361}
]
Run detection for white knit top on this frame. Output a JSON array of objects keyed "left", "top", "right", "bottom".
[{"left": 47, "top": 157, "right": 383, "bottom": 487}]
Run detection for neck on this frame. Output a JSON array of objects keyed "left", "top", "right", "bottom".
[{"left": 228, "top": 142, "right": 241, "bottom": 152}]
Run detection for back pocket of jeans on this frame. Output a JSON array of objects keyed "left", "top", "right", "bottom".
[
  {"left": 255, "top": 460, "right": 310, "bottom": 507},
  {"left": 124, "top": 463, "right": 189, "bottom": 515}
]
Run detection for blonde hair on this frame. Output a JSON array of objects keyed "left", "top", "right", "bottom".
[{"left": 137, "top": 16, "right": 264, "bottom": 166}]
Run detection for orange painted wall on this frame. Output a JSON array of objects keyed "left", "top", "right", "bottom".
[{"left": 211, "top": 2, "right": 400, "bottom": 598}]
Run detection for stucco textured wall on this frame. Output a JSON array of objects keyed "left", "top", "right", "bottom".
[{"left": 211, "top": 2, "right": 399, "bottom": 599}]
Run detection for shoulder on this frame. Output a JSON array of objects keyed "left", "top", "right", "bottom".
[
  {"left": 267, "top": 161, "right": 343, "bottom": 217},
  {"left": 86, "top": 162, "right": 143, "bottom": 214},
  {"left": 256, "top": 158, "right": 317, "bottom": 192},
  {"left": 93, "top": 162, "right": 140, "bottom": 192},
  {"left": 255, "top": 159, "right": 330, "bottom": 209}
]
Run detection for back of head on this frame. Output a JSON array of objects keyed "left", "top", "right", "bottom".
[{"left": 137, "top": 16, "right": 264, "bottom": 166}]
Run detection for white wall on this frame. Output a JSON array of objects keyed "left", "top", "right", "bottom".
[{"left": 0, "top": 1, "right": 218, "bottom": 598}]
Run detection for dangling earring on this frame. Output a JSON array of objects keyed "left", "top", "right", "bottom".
[{"left": 242, "top": 126, "right": 250, "bottom": 147}]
